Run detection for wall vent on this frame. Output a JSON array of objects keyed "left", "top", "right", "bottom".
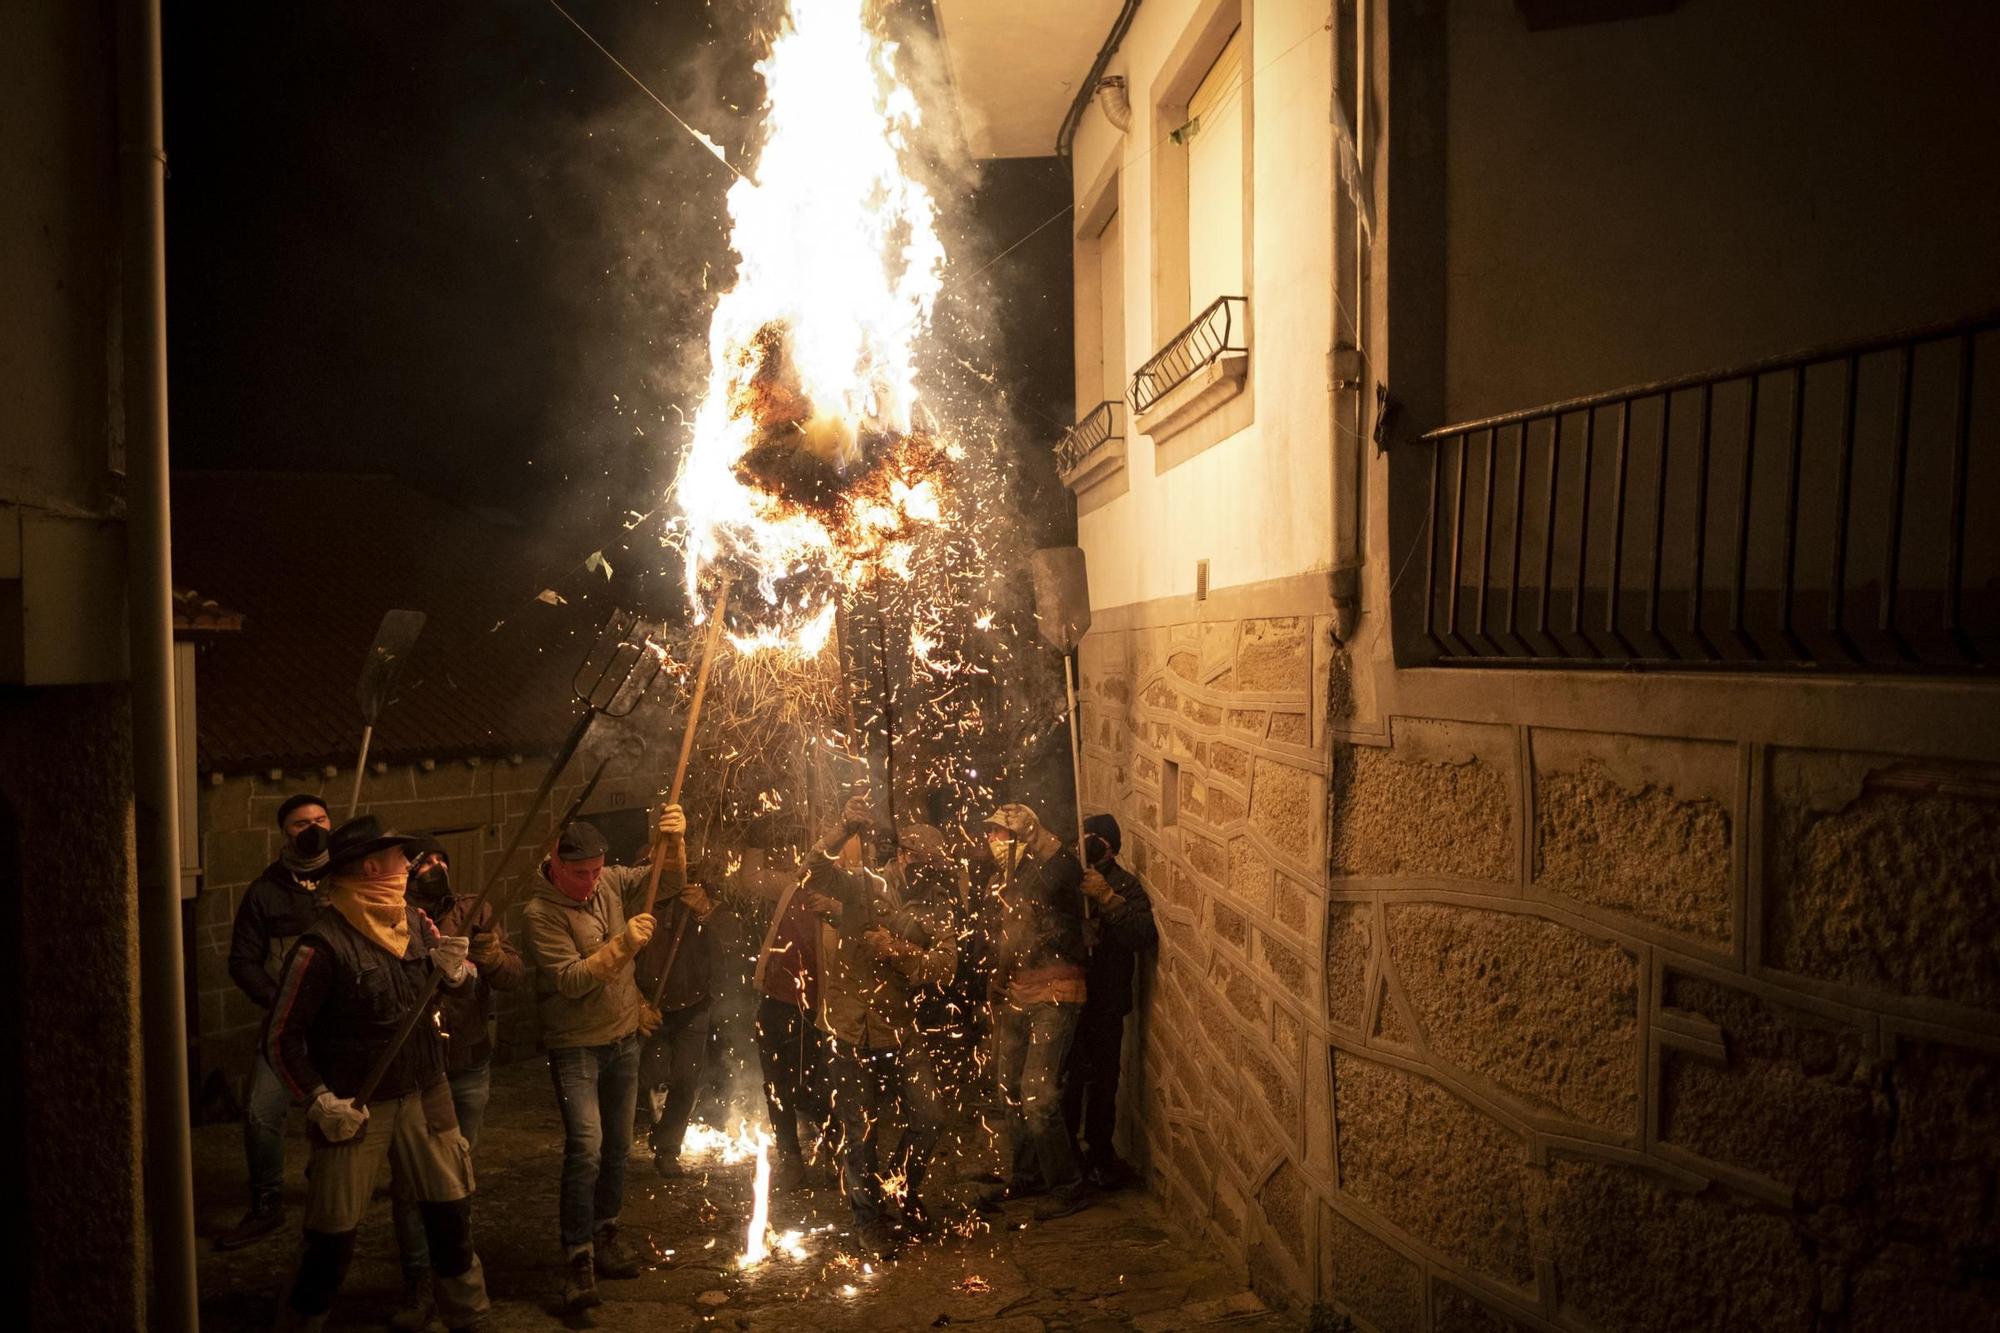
[{"left": 1195, "top": 559, "right": 1210, "bottom": 601}]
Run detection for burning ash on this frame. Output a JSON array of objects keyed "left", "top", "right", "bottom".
[{"left": 674, "top": 0, "right": 948, "bottom": 650}]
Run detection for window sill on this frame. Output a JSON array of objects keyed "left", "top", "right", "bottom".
[
  {"left": 1060, "top": 438, "right": 1127, "bottom": 492},
  {"left": 1134, "top": 351, "right": 1248, "bottom": 444}
]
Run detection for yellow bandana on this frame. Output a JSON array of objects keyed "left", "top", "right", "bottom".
[{"left": 325, "top": 871, "right": 412, "bottom": 958}]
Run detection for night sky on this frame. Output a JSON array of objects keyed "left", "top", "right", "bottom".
[{"left": 163, "top": 0, "right": 1075, "bottom": 592}]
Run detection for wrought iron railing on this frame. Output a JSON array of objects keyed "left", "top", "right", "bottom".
[
  {"left": 1054, "top": 399, "right": 1125, "bottom": 478},
  {"left": 1410, "top": 313, "right": 1999, "bottom": 671},
  {"left": 1131, "top": 296, "right": 1248, "bottom": 414}
]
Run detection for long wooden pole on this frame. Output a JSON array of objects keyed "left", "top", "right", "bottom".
[{"left": 642, "top": 576, "right": 733, "bottom": 918}]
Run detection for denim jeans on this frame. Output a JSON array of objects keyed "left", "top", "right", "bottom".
[
  {"left": 244, "top": 1053, "right": 292, "bottom": 1203},
  {"left": 994, "top": 1001, "right": 1084, "bottom": 1197},
  {"left": 827, "top": 1038, "right": 945, "bottom": 1228},
  {"left": 639, "top": 1002, "right": 710, "bottom": 1163},
  {"left": 755, "top": 996, "right": 833, "bottom": 1164},
  {"left": 393, "top": 1062, "right": 493, "bottom": 1281},
  {"left": 548, "top": 1035, "right": 640, "bottom": 1250}
]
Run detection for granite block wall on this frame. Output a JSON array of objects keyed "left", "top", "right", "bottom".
[
  {"left": 1079, "top": 619, "right": 2000, "bottom": 1331},
  {"left": 191, "top": 755, "right": 652, "bottom": 1096}
]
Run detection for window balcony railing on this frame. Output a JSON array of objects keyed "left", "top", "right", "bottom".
[
  {"left": 1054, "top": 399, "right": 1125, "bottom": 482},
  {"left": 1409, "top": 313, "right": 2000, "bottom": 672},
  {"left": 1131, "top": 295, "right": 1248, "bottom": 415}
]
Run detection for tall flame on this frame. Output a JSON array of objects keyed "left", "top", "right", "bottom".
[{"left": 676, "top": 0, "right": 947, "bottom": 653}]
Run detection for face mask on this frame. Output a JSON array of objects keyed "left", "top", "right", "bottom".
[
  {"left": 292, "top": 824, "right": 330, "bottom": 858},
  {"left": 412, "top": 867, "right": 449, "bottom": 896}
]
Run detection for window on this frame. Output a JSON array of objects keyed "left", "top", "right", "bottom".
[
  {"left": 1094, "top": 207, "right": 1126, "bottom": 407},
  {"left": 1182, "top": 28, "right": 1245, "bottom": 316}
]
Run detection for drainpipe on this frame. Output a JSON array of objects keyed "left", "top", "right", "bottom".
[
  {"left": 1056, "top": 0, "right": 1141, "bottom": 159},
  {"left": 118, "top": 0, "right": 200, "bottom": 1325}
]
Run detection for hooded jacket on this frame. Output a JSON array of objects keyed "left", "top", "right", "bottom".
[
  {"left": 519, "top": 861, "right": 654, "bottom": 1050},
  {"left": 228, "top": 858, "right": 326, "bottom": 1010},
  {"left": 408, "top": 880, "right": 527, "bottom": 1072}
]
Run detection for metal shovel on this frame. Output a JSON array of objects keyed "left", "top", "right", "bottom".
[
  {"left": 1030, "top": 546, "right": 1094, "bottom": 860},
  {"left": 347, "top": 609, "right": 427, "bottom": 817}
]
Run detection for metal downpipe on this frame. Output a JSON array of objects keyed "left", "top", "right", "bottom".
[{"left": 118, "top": 0, "right": 201, "bottom": 1323}]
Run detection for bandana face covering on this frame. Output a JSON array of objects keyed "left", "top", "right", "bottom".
[
  {"left": 551, "top": 857, "right": 603, "bottom": 903},
  {"left": 325, "top": 869, "right": 412, "bottom": 957}
]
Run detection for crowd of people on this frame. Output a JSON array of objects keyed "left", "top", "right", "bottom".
[{"left": 216, "top": 782, "right": 1156, "bottom": 1331}]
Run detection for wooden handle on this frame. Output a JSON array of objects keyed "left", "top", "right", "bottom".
[{"left": 643, "top": 577, "right": 731, "bottom": 918}]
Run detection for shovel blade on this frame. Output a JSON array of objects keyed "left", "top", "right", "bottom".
[
  {"left": 356, "top": 609, "right": 427, "bottom": 724},
  {"left": 1029, "top": 546, "right": 1092, "bottom": 654}
]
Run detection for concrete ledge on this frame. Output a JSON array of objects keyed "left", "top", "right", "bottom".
[{"left": 1136, "top": 351, "right": 1249, "bottom": 444}]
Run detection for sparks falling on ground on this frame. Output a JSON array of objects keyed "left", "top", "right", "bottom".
[
  {"left": 673, "top": 0, "right": 951, "bottom": 654},
  {"left": 682, "top": 1119, "right": 808, "bottom": 1268}
]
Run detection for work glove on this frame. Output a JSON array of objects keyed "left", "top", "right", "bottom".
[
  {"left": 842, "top": 793, "right": 875, "bottom": 834},
  {"left": 308, "top": 1090, "right": 369, "bottom": 1143},
  {"left": 680, "top": 882, "right": 715, "bottom": 921},
  {"left": 432, "top": 935, "right": 475, "bottom": 985},
  {"left": 637, "top": 1002, "right": 663, "bottom": 1038},
  {"left": 467, "top": 929, "right": 503, "bottom": 968},
  {"left": 1081, "top": 868, "right": 1125, "bottom": 911},
  {"left": 582, "top": 912, "right": 655, "bottom": 983},
  {"left": 657, "top": 803, "right": 687, "bottom": 839}
]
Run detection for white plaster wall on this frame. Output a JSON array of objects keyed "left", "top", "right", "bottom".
[{"left": 1070, "top": 0, "right": 1337, "bottom": 613}]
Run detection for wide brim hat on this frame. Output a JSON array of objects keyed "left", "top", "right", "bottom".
[{"left": 326, "top": 814, "right": 423, "bottom": 869}]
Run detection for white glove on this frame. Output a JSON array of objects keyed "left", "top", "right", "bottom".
[
  {"left": 432, "top": 934, "right": 474, "bottom": 985},
  {"left": 308, "top": 1090, "right": 369, "bottom": 1143}
]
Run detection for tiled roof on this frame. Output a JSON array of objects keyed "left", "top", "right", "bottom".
[{"left": 172, "top": 471, "right": 631, "bottom": 774}]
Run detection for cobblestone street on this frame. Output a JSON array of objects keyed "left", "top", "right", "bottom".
[{"left": 194, "top": 1058, "right": 1296, "bottom": 1332}]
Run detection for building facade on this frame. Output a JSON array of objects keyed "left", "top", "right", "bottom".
[{"left": 937, "top": 1, "right": 2000, "bottom": 1328}]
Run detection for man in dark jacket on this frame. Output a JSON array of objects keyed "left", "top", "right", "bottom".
[
  {"left": 216, "top": 792, "right": 332, "bottom": 1251},
  {"left": 1062, "top": 813, "right": 1156, "bottom": 1187},
  {"left": 976, "top": 802, "right": 1094, "bottom": 1222},
  {"left": 264, "top": 815, "right": 490, "bottom": 1332},
  {"left": 635, "top": 847, "right": 727, "bottom": 1180},
  {"left": 389, "top": 835, "right": 526, "bottom": 1330}
]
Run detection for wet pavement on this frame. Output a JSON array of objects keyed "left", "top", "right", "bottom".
[{"left": 194, "top": 1057, "right": 1296, "bottom": 1331}]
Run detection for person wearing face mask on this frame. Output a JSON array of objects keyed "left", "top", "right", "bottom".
[
  {"left": 264, "top": 815, "right": 490, "bottom": 1332},
  {"left": 975, "top": 801, "right": 1094, "bottom": 1223},
  {"left": 388, "top": 836, "right": 526, "bottom": 1331},
  {"left": 519, "top": 804, "right": 682, "bottom": 1314},
  {"left": 1061, "top": 813, "right": 1155, "bottom": 1190},
  {"left": 217, "top": 793, "right": 334, "bottom": 1251}
]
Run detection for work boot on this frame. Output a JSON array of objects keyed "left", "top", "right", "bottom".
[
  {"left": 896, "top": 1199, "right": 936, "bottom": 1242},
  {"left": 593, "top": 1223, "right": 642, "bottom": 1279},
  {"left": 1085, "top": 1156, "right": 1135, "bottom": 1190},
  {"left": 1032, "top": 1184, "right": 1096, "bottom": 1223},
  {"left": 216, "top": 1195, "right": 285, "bottom": 1251},
  {"left": 387, "top": 1273, "right": 436, "bottom": 1331},
  {"left": 560, "top": 1251, "right": 600, "bottom": 1313},
  {"left": 975, "top": 1182, "right": 1045, "bottom": 1213},
  {"left": 849, "top": 1220, "right": 900, "bottom": 1262},
  {"left": 652, "top": 1151, "right": 684, "bottom": 1180}
]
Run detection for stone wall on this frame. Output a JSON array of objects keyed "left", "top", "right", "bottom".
[
  {"left": 1079, "top": 617, "right": 2000, "bottom": 1330},
  {"left": 191, "top": 754, "right": 654, "bottom": 1095}
]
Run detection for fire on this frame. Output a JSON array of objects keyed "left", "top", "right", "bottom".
[
  {"left": 684, "top": 1119, "right": 809, "bottom": 1268},
  {"left": 676, "top": 0, "right": 948, "bottom": 652}
]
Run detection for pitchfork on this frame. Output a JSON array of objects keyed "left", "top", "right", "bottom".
[{"left": 352, "top": 608, "right": 669, "bottom": 1102}]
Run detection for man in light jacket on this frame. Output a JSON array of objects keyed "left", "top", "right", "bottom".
[{"left": 519, "top": 804, "right": 680, "bottom": 1313}]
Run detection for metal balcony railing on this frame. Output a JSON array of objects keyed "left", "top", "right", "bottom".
[
  {"left": 1131, "top": 295, "right": 1248, "bottom": 414},
  {"left": 1410, "top": 313, "right": 2000, "bottom": 672},
  {"left": 1054, "top": 399, "right": 1125, "bottom": 478}
]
